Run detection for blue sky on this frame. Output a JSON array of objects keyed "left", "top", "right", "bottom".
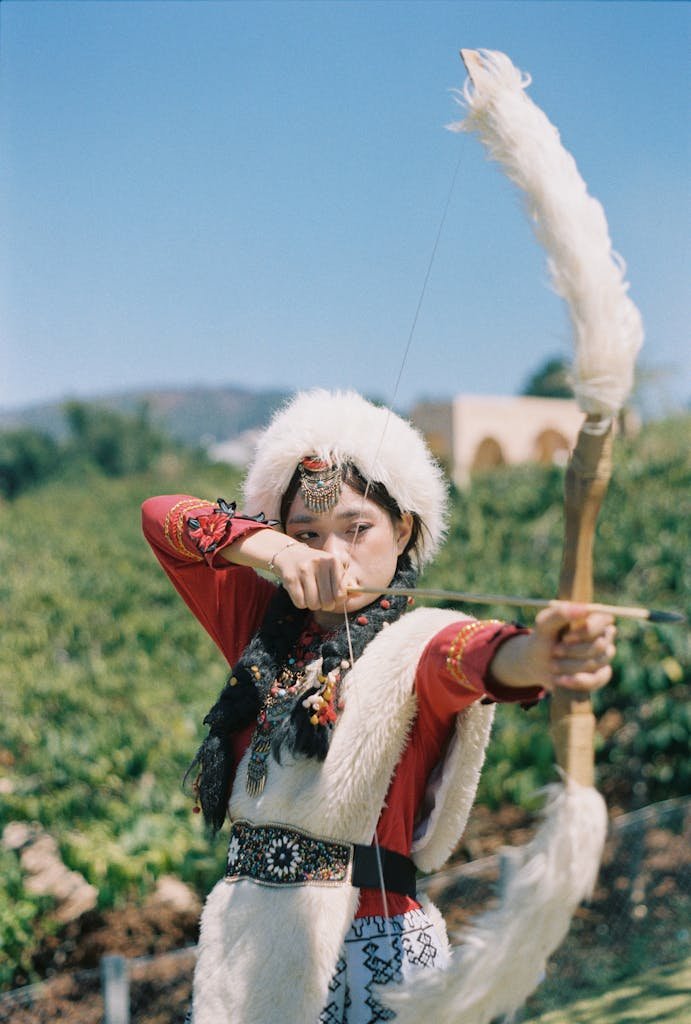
[{"left": 1, "top": 0, "right": 689, "bottom": 415}]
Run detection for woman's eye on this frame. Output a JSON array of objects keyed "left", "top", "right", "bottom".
[
  {"left": 295, "top": 530, "right": 319, "bottom": 542},
  {"left": 349, "top": 523, "right": 371, "bottom": 539}
]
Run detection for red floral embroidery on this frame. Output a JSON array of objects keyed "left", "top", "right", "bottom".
[
  {"left": 187, "top": 500, "right": 237, "bottom": 561},
  {"left": 186, "top": 498, "right": 277, "bottom": 565}
]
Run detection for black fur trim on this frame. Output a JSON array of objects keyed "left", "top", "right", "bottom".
[{"left": 191, "top": 560, "right": 417, "bottom": 832}]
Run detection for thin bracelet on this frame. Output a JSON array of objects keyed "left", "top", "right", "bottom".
[{"left": 267, "top": 540, "right": 298, "bottom": 577}]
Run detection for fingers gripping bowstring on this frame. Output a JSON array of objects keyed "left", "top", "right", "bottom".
[{"left": 342, "top": 145, "right": 465, "bottom": 959}]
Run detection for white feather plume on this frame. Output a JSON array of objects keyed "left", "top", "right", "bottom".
[
  {"left": 380, "top": 783, "right": 607, "bottom": 1024},
  {"left": 450, "top": 49, "right": 643, "bottom": 419}
]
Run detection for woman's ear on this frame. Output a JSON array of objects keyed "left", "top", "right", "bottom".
[{"left": 395, "top": 512, "right": 414, "bottom": 555}]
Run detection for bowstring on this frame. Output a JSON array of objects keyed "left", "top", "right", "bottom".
[{"left": 341, "top": 144, "right": 464, "bottom": 961}]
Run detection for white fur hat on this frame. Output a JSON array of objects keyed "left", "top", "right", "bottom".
[{"left": 242, "top": 389, "right": 449, "bottom": 568}]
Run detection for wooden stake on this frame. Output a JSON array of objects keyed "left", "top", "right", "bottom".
[{"left": 101, "top": 954, "right": 130, "bottom": 1024}]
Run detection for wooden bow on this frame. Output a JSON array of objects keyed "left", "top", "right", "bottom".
[{"left": 456, "top": 48, "right": 644, "bottom": 787}]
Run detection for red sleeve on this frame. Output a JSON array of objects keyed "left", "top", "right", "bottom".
[
  {"left": 416, "top": 618, "right": 545, "bottom": 729},
  {"left": 141, "top": 494, "right": 277, "bottom": 665},
  {"left": 356, "top": 618, "right": 545, "bottom": 919}
]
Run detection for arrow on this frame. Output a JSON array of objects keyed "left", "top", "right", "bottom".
[{"left": 347, "top": 586, "right": 684, "bottom": 624}]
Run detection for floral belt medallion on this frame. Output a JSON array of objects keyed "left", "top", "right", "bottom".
[{"left": 225, "top": 820, "right": 354, "bottom": 888}]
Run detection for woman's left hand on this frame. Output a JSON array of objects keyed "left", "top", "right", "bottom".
[
  {"left": 532, "top": 602, "right": 617, "bottom": 692},
  {"left": 490, "top": 602, "right": 617, "bottom": 693}
]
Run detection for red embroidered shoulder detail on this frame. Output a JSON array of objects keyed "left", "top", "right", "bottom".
[
  {"left": 446, "top": 619, "right": 504, "bottom": 691},
  {"left": 163, "top": 498, "right": 212, "bottom": 560}
]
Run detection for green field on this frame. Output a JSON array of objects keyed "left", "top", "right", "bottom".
[
  {"left": 527, "top": 957, "right": 691, "bottom": 1024},
  {"left": 1, "top": 417, "right": 689, "bottom": 987}
]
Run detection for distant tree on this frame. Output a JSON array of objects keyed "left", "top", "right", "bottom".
[
  {"left": 521, "top": 356, "right": 573, "bottom": 399},
  {"left": 0, "top": 404, "right": 174, "bottom": 500},
  {"left": 64, "top": 401, "right": 166, "bottom": 476},
  {"left": 0, "top": 429, "right": 62, "bottom": 499}
]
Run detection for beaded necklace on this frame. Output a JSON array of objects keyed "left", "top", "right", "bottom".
[{"left": 245, "top": 621, "right": 347, "bottom": 797}]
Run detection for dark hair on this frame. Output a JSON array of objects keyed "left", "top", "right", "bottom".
[{"left": 189, "top": 468, "right": 418, "bottom": 832}]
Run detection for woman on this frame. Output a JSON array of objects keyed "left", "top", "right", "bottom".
[{"left": 142, "top": 389, "right": 616, "bottom": 1024}]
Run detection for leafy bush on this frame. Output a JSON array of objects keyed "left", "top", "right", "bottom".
[
  {"left": 0, "top": 846, "right": 56, "bottom": 988},
  {"left": 63, "top": 401, "right": 167, "bottom": 477},
  {"left": 0, "top": 401, "right": 173, "bottom": 499},
  {"left": 0, "top": 461, "right": 236, "bottom": 982},
  {"left": 0, "top": 429, "right": 62, "bottom": 499}
]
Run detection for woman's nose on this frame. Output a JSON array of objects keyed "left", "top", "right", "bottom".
[{"left": 320, "top": 533, "right": 348, "bottom": 557}]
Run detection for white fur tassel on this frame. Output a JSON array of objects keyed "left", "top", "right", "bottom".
[
  {"left": 381, "top": 782, "right": 607, "bottom": 1023},
  {"left": 450, "top": 49, "right": 643, "bottom": 419}
]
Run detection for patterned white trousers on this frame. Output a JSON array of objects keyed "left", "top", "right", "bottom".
[
  {"left": 317, "top": 907, "right": 449, "bottom": 1024},
  {"left": 184, "top": 907, "right": 447, "bottom": 1024}
]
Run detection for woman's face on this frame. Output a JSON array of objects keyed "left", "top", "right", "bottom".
[{"left": 284, "top": 481, "right": 413, "bottom": 628}]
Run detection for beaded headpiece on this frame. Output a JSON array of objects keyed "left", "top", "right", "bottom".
[
  {"left": 243, "top": 390, "right": 449, "bottom": 568},
  {"left": 298, "top": 456, "right": 343, "bottom": 513}
]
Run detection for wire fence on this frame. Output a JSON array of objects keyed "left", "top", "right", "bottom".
[{"left": 0, "top": 797, "right": 688, "bottom": 1024}]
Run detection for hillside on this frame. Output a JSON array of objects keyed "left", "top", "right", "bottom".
[{"left": 0, "top": 385, "right": 289, "bottom": 448}]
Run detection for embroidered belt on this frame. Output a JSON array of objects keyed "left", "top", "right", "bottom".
[{"left": 225, "top": 819, "right": 417, "bottom": 898}]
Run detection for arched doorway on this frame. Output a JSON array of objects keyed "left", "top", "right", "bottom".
[
  {"left": 472, "top": 437, "right": 506, "bottom": 471},
  {"left": 534, "top": 429, "right": 570, "bottom": 466}
]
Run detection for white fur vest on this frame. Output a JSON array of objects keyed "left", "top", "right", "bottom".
[{"left": 192, "top": 607, "right": 495, "bottom": 1024}]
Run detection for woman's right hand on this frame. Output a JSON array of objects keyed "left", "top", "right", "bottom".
[
  {"left": 269, "top": 541, "right": 350, "bottom": 612},
  {"left": 220, "top": 528, "right": 351, "bottom": 613}
]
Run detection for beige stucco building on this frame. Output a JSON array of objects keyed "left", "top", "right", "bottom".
[{"left": 411, "top": 395, "right": 586, "bottom": 487}]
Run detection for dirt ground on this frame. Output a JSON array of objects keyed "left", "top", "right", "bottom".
[{"left": 1, "top": 803, "right": 688, "bottom": 1024}]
